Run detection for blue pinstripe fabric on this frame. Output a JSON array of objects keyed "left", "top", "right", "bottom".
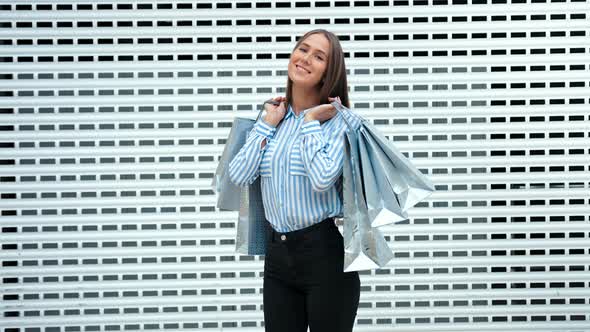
[{"left": 229, "top": 103, "right": 360, "bottom": 232}]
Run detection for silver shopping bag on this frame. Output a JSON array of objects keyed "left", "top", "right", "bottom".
[
  {"left": 342, "top": 125, "right": 394, "bottom": 272},
  {"left": 212, "top": 108, "right": 269, "bottom": 255},
  {"left": 357, "top": 127, "right": 407, "bottom": 227},
  {"left": 235, "top": 176, "right": 267, "bottom": 255},
  {"left": 361, "top": 122, "right": 435, "bottom": 213},
  {"left": 333, "top": 101, "right": 435, "bottom": 271},
  {"left": 212, "top": 116, "right": 257, "bottom": 211}
]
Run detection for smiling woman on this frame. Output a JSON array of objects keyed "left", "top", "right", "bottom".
[
  {"left": 286, "top": 29, "right": 350, "bottom": 116},
  {"left": 228, "top": 29, "right": 361, "bottom": 332}
]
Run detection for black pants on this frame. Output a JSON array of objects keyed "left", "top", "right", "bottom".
[{"left": 263, "top": 218, "right": 361, "bottom": 332}]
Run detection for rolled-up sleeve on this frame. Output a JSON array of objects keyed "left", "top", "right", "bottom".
[{"left": 228, "top": 119, "right": 276, "bottom": 187}]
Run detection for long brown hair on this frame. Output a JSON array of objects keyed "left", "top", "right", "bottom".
[{"left": 285, "top": 29, "right": 350, "bottom": 109}]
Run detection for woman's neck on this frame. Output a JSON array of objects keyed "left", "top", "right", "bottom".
[{"left": 291, "top": 83, "right": 321, "bottom": 116}]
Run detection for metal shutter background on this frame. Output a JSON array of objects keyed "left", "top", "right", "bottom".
[{"left": 1, "top": 1, "right": 589, "bottom": 331}]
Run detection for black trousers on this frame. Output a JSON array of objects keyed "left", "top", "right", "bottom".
[{"left": 263, "top": 217, "right": 361, "bottom": 332}]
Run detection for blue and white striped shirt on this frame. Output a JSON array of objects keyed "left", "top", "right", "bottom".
[{"left": 228, "top": 103, "right": 360, "bottom": 232}]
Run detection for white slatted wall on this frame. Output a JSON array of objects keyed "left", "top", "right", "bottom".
[{"left": 1, "top": 1, "right": 589, "bottom": 331}]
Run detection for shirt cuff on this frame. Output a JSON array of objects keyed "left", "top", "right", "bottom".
[
  {"left": 255, "top": 119, "right": 277, "bottom": 138},
  {"left": 301, "top": 119, "right": 322, "bottom": 136}
]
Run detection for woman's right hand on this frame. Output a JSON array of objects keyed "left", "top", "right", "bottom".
[{"left": 262, "top": 96, "right": 287, "bottom": 127}]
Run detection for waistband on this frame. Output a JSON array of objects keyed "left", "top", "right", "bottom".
[{"left": 268, "top": 217, "right": 336, "bottom": 243}]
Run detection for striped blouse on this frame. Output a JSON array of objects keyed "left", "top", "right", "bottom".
[{"left": 228, "top": 103, "right": 361, "bottom": 232}]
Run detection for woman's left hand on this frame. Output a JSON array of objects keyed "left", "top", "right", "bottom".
[{"left": 304, "top": 96, "right": 342, "bottom": 124}]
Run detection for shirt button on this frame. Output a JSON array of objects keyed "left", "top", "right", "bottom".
[{"left": 280, "top": 234, "right": 286, "bottom": 241}]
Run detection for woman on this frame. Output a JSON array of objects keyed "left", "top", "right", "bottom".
[{"left": 228, "top": 29, "right": 361, "bottom": 332}]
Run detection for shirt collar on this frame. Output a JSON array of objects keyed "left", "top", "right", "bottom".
[{"left": 285, "top": 104, "right": 315, "bottom": 120}]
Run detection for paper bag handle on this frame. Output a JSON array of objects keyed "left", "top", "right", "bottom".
[{"left": 330, "top": 100, "right": 359, "bottom": 131}]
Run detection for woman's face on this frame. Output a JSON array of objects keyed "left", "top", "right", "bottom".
[{"left": 288, "top": 33, "right": 330, "bottom": 88}]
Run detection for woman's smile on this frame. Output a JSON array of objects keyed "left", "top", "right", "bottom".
[{"left": 296, "top": 64, "right": 311, "bottom": 74}]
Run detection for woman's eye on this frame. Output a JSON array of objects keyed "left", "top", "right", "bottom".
[{"left": 299, "top": 48, "right": 323, "bottom": 61}]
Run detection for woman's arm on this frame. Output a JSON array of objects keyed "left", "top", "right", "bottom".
[
  {"left": 228, "top": 119, "right": 276, "bottom": 187},
  {"left": 299, "top": 117, "right": 347, "bottom": 192},
  {"left": 300, "top": 109, "right": 361, "bottom": 192}
]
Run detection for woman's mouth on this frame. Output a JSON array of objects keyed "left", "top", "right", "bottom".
[{"left": 296, "top": 65, "right": 311, "bottom": 74}]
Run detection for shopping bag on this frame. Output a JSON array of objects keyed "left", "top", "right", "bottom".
[
  {"left": 362, "top": 122, "right": 435, "bottom": 212},
  {"left": 335, "top": 102, "right": 434, "bottom": 225},
  {"left": 212, "top": 107, "right": 270, "bottom": 255},
  {"left": 212, "top": 116, "right": 257, "bottom": 211},
  {"left": 332, "top": 100, "right": 435, "bottom": 271},
  {"left": 342, "top": 126, "right": 394, "bottom": 271},
  {"left": 235, "top": 176, "right": 267, "bottom": 255},
  {"left": 357, "top": 127, "right": 407, "bottom": 227}
]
